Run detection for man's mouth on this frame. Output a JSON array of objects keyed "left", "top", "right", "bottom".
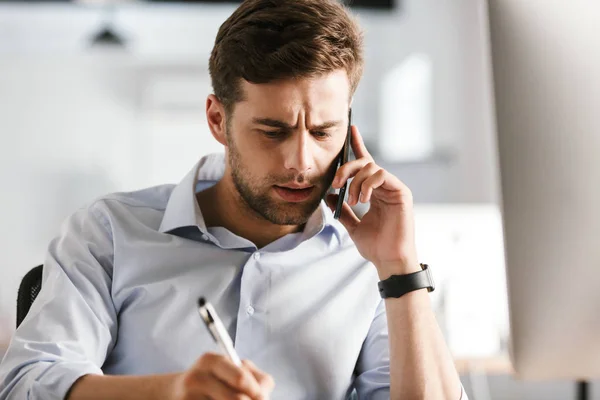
[{"left": 273, "top": 185, "right": 315, "bottom": 203}]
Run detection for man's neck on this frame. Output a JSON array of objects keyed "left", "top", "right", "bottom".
[{"left": 196, "top": 177, "right": 303, "bottom": 249}]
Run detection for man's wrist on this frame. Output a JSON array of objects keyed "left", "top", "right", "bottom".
[{"left": 375, "top": 259, "right": 421, "bottom": 280}]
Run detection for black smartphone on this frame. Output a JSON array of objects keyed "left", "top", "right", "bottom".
[{"left": 334, "top": 108, "right": 352, "bottom": 219}]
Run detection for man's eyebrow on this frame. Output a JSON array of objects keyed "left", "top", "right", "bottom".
[
  {"left": 252, "top": 118, "right": 343, "bottom": 130},
  {"left": 252, "top": 118, "right": 296, "bottom": 130},
  {"left": 310, "top": 120, "right": 343, "bottom": 130}
]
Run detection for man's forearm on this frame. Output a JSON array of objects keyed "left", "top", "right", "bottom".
[
  {"left": 383, "top": 282, "right": 462, "bottom": 399},
  {"left": 377, "top": 259, "right": 462, "bottom": 400},
  {"left": 66, "top": 373, "right": 178, "bottom": 400}
]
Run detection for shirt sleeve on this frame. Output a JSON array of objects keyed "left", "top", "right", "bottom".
[
  {"left": 353, "top": 299, "right": 391, "bottom": 400},
  {"left": 0, "top": 203, "right": 118, "bottom": 400},
  {"left": 354, "top": 299, "right": 469, "bottom": 400}
]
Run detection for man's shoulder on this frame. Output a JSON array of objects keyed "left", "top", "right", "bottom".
[
  {"left": 96, "top": 184, "right": 176, "bottom": 210},
  {"left": 75, "top": 183, "right": 177, "bottom": 228}
]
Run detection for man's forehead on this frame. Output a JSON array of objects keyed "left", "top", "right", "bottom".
[
  {"left": 238, "top": 71, "right": 351, "bottom": 120},
  {"left": 242, "top": 71, "right": 349, "bottom": 100}
]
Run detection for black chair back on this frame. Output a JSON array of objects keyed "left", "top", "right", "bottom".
[{"left": 16, "top": 265, "right": 43, "bottom": 328}]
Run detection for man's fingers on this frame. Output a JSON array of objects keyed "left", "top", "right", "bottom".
[
  {"left": 197, "top": 353, "right": 262, "bottom": 398},
  {"left": 326, "top": 194, "right": 361, "bottom": 233},
  {"left": 332, "top": 158, "right": 371, "bottom": 189},
  {"left": 332, "top": 127, "right": 374, "bottom": 190},
  {"left": 190, "top": 374, "right": 252, "bottom": 400},
  {"left": 347, "top": 162, "right": 381, "bottom": 206},
  {"left": 241, "top": 360, "right": 275, "bottom": 392},
  {"left": 360, "top": 169, "right": 387, "bottom": 204},
  {"left": 212, "top": 360, "right": 262, "bottom": 398},
  {"left": 349, "top": 125, "right": 372, "bottom": 160}
]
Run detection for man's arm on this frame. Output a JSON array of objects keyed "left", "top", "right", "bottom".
[
  {"left": 0, "top": 204, "right": 117, "bottom": 400},
  {"left": 327, "top": 125, "right": 465, "bottom": 399},
  {"left": 66, "top": 374, "right": 177, "bottom": 400},
  {"left": 379, "top": 264, "right": 463, "bottom": 400},
  {"left": 66, "top": 354, "right": 275, "bottom": 400},
  {"left": 352, "top": 292, "right": 467, "bottom": 400}
]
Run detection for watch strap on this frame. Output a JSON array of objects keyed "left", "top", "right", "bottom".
[{"left": 377, "top": 263, "right": 435, "bottom": 299}]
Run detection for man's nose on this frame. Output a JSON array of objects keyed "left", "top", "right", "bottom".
[{"left": 283, "top": 132, "right": 314, "bottom": 175}]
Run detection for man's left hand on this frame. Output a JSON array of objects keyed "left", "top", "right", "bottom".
[{"left": 326, "top": 125, "right": 420, "bottom": 279}]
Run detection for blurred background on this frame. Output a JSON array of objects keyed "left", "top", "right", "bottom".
[{"left": 0, "top": 0, "right": 592, "bottom": 398}]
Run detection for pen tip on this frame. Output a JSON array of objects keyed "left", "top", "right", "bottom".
[{"left": 198, "top": 297, "right": 206, "bottom": 307}]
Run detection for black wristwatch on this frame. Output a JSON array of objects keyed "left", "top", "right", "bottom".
[{"left": 377, "top": 263, "right": 435, "bottom": 299}]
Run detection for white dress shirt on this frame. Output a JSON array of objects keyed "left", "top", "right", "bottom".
[{"left": 0, "top": 153, "right": 467, "bottom": 400}]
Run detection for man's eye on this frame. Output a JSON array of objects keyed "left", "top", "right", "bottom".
[
  {"left": 262, "top": 130, "right": 283, "bottom": 138},
  {"left": 312, "top": 131, "right": 330, "bottom": 139}
]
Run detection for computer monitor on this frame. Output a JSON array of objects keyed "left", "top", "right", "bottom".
[{"left": 488, "top": 0, "right": 600, "bottom": 380}]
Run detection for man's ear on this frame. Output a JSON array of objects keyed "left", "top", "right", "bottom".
[{"left": 206, "top": 94, "right": 227, "bottom": 146}]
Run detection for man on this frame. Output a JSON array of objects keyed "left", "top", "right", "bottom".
[{"left": 0, "top": 0, "right": 467, "bottom": 399}]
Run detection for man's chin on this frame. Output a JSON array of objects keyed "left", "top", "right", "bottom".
[{"left": 263, "top": 197, "right": 322, "bottom": 226}]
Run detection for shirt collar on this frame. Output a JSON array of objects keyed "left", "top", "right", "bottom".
[{"left": 159, "top": 153, "right": 343, "bottom": 242}]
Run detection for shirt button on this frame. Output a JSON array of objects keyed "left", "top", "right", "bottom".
[
  {"left": 201, "top": 234, "right": 208, "bottom": 241},
  {"left": 246, "top": 305, "right": 255, "bottom": 316},
  {"left": 253, "top": 252, "right": 261, "bottom": 260}
]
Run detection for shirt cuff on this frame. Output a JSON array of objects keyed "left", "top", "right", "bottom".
[{"left": 28, "top": 360, "right": 103, "bottom": 400}]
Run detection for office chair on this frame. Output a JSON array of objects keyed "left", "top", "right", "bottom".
[{"left": 16, "top": 265, "right": 43, "bottom": 328}]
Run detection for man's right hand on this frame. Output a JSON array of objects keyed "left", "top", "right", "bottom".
[{"left": 170, "top": 353, "right": 275, "bottom": 400}]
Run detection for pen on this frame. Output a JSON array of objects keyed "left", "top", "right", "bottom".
[{"left": 197, "top": 297, "right": 242, "bottom": 367}]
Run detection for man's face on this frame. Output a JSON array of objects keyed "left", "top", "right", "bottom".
[{"left": 225, "top": 69, "right": 351, "bottom": 226}]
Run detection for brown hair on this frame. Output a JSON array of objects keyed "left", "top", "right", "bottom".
[{"left": 209, "top": 0, "right": 364, "bottom": 114}]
